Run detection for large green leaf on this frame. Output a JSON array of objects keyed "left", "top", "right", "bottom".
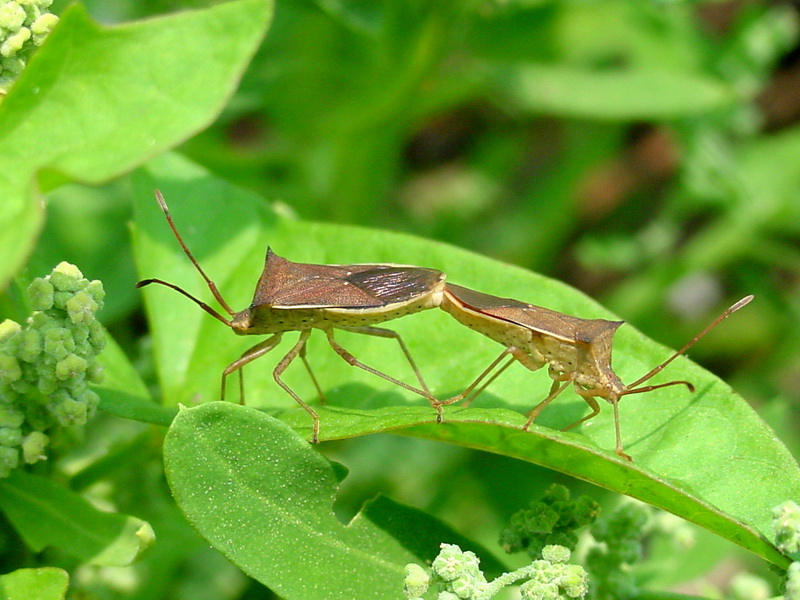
[
  {"left": 0, "top": 471, "right": 155, "bottom": 566},
  {"left": 0, "top": 568, "right": 68, "bottom": 600},
  {"left": 0, "top": 0, "right": 272, "bottom": 289},
  {"left": 164, "top": 402, "right": 505, "bottom": 599},
  {"left": 133, "top": 153, "right": 797, "bottom": 571}
]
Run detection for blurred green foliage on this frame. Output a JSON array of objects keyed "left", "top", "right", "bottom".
[{"left": 3, "top": 0, "right": 800, "bottom": 598}]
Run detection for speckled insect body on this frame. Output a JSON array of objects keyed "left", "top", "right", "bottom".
[
  {"left": 138, "top": 191, "right": 445, "bottom": 442},
  {"left": 440, "top": 283, "right": 752, "bottom": 460}
]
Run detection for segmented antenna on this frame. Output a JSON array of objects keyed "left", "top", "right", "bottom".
[{"left": 624, "top": 295, "right": 754, "bottom": 393}]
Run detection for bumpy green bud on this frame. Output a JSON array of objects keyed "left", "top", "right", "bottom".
[
  {"left": 403, "top": 564, "right": 429, "bottom": 599},
  {"left": 560, "top": 565, "right": 589, "bottom": 598},
  {"left": 17, "top": 329, "right": 41, "bottom": 362},
  {"left": 22, "top": 431, "right": 48, "bottom": 464},
  {"left": 66, "top": 290, "right": 98, "bottom": 325},
  {"left": 44, "top": 327, "right": 74, "bottom": 361},
  {"left": 28, "top": 277, "right": 54, "bottom": 311},
  {"left": 51, "top": 394, "right": 88, "bottom": 427},
  {"left": 83, "top": 389, "right": 99, "bottom": 413},
  {"left": 452, "top": 575, "right": 485, "bottom": 599},
  {"left": 0, "top": 3, "right": 26, "bottom": 33},
  {"left": 87, "top": 362, "right": 103, "bottom": 384},
  {"left": 30, "top": 12, "right": 57, "bottom": 44},
  {"left": 50, "top": 261, "right": 85, "bottom": 292},
  {"left": 36, "top": 372, "right": 58, "bottom": 395},
  {"left": 0, "top": 26, "right": 29, "bottom": 57},
  {"left": 0, "top": 404, "right": 24, "bottom": 428},
  {"left": 55, "top": 353, "right": 87, "bottom": 380},
  {"left": 0, "top": 426, "right": 21, "bottom": 447},
  {"left": 774, "top": 501, "right": 800, "bottom": 557},
  {"left": 520, "top": 579, "right": 558, "bottom": 600},
  {"left": 0, "top": 353, "right": 21, "bottom": 382},
  {"left": 0, "top": 445, "right": 18, "bottom": 478},
  {"left": 541, "top": 545, "right": 570, "bottom": 564},
  {"left": 786, "top": 561, "right": 800, "bottom": 600},
  {"left": 0, "top": 319, "right": 21, "bottom": 343},
  {"left": 432, "top": 544, "right": 471, "bottom": 582},
  {"left": 0, "top": 261, "right": 104, "bottom": 477},
  {"left": 85, "top": 279, "right": 105, "bottom": 307},
  {"left": 88, "top": 321, "right": 105, "bottom": 352}
]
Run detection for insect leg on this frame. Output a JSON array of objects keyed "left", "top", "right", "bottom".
[
  {"left": 339, "top": 325, "right": 431, "bottom": 396},
  {"left": 523, "top": 376, "right": 573, "bottom": 430},
  {"left": 272, "top": 330, "right": 321, "bottom": 442},
  {"left": 299, "top": 341, "right": 325, "bottom": 404},
  {"left": 221, "top": 333, "right": 283, "bottom": 403},
  {"left": 459, "top": 351, "right": 516, "bottom": 407},
  {"left": 611, "top": 398, "right": 632, "bottom": 461},
  {"left": 325, "top": 328, "right": 442, "bottom": 420},
  {"left": 567, "top": 390, "right": 631, "bottom": 461},
  {"left": 439, "top": 345, "right": 542, "bottom": 408}
]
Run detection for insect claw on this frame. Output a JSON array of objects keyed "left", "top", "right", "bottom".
[{"left": 616, "top": 448, "right": 633, "bottom": 461}]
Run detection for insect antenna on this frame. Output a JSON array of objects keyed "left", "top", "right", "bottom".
[
  {"left": 622, "top": 294, "right": 754, "bottom": 394},
  {"left": 151, "top": 190, "right": 236, "bottom": 317},
  {"left": 136, "top": 278, "right": 232, "bottom": 327}
]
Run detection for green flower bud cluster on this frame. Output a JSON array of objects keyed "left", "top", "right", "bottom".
[
  {"left": 585, "top": 502, "right": 649, "bottom": 600},
  {"left": 784, "top": 561, "right": 800, "bottom": 600},
  {"left": 499, "top": 484, "right": 600, "bottom": 559},
  {"left": 0, "top": 262, "right": 105, "bottom": 477},
  {"left": 403, "top": 543, "right": 587, "bottom": 600},
  {"left": 0, "top": 0, "right": 58, "bottom": 94},
  {"left": 774, "top": 501, "right": 800, "bottom": 558},
  {"left": 518, "top": 545, "right": 588, "bottom": 600}
]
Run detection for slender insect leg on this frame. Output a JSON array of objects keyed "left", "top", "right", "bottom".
[
  {"left": 439, "top": 345, "right": 539, "bottom": 408},
  {"left": 464, "top": 346, "right": 545, "bottom": 407},
  {"left": 458, "top": 351, "right": 515, "bottom": 407},
  {"left": 523, "top": 377, "right": 573, "bottom": 430},
  {"left": 339, "top": 325, "right": 432, "bottom": 395},
  {"left": 325, "top": 328, "right": 442, "bottom": 420},
  {"left": 562, "top": 391, "right": 601, "bottom": 431},
  {"left": 273, "top": 329, "right": 321, "bottom": 443},
  {"left": 221, "top": 333, "right": 283, "bottom": 403},
  {"left": 299, "top": 341, "right": 325, "bottom": 404},
  {"left": 610, "top": 397, "right": 632, "bottom": 461}
]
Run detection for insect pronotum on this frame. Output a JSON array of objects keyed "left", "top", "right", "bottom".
[
  {"left": 137, "top": 191, "right": 446, "bottom": 442},
  {"left": 438, "top": 283, "right": 753, "bottom": 460}
]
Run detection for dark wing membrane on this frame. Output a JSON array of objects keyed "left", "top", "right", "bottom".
[
  {"left": 343, "top": 266, "right": 444, "bottom": 306},
  {"left": 252, "top": 249, "right": 444, "bottom": 308}
]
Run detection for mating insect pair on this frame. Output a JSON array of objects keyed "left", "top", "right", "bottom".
[{"left": 138, "top": 191, "right": 751, "bottom": 460}]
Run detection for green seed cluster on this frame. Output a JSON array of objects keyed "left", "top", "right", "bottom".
[
  {"left": 585, "top": 502, "right": 649, "bottom": 600},
  {"left": 0, "top": 262, "right": 105, "bottom": 477},
  {"left": 774, "top": 501, "right": 800, "bottom": 558},
  {"left": 0, "top": 0, "right": 58, "bottom": 94},
  {"left": 404, "top": 543, "right": 587, "bottom": 600},
  {"left": 499, "top": 484, "right": 600, "bottom": 559},
  {"left": 518, "top": 545, "right": 588, "bottom": 600}
]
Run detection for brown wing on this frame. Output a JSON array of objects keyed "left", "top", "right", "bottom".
[
  {"left": 251, "top": 249, "right": 444, "bottom": 308},
  {"left": 445, "top": 282, "right": 622, "bottom": 344}
]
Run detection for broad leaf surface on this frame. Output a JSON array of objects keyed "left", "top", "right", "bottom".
[
  {"left": 164, "top": 402, "right": 505, "bottom": 599},
  {"left": 0, "top": 568, "right": 68, "bottom": 600},
  {"left": 0, "top": 471, "right": 155, "bottom": 566},
  {"left": 0, "top": 0, "right": 272, "bottom": 289},
  {"left": 134, "top": 153, "right": 797, "bottom": 569}
]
